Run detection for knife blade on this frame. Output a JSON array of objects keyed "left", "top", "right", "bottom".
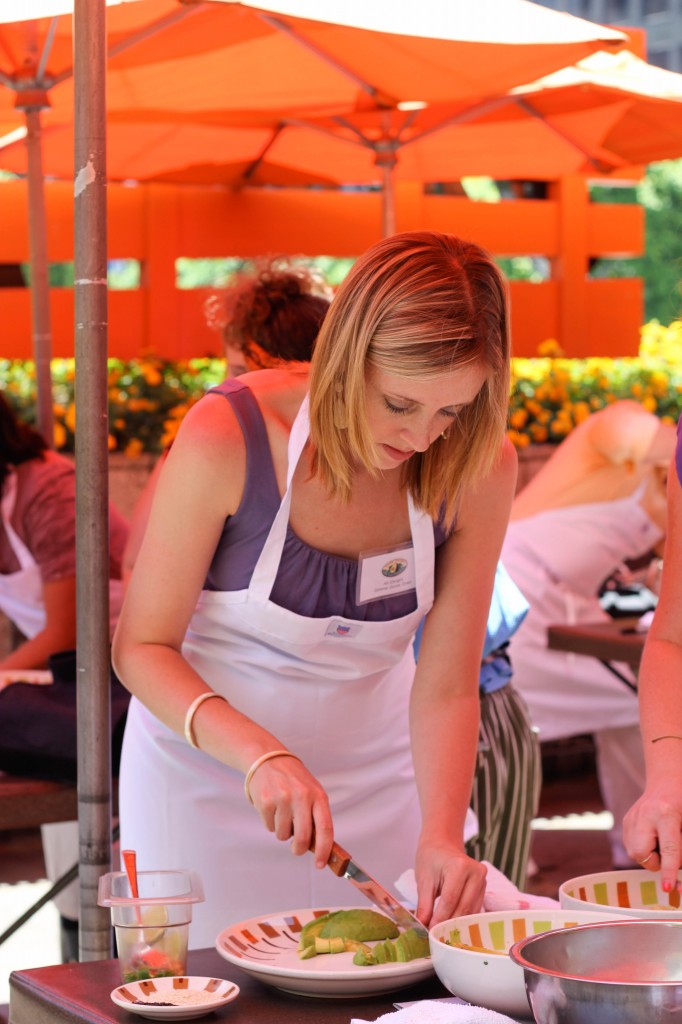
[{"left": 323, "top": 840, "right": 429, "bottom": 938}]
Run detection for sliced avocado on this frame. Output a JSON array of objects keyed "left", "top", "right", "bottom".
[
  {"left": 314, "top": 936, "right": 346, "bottom": 954},
  {"left": 373, "top": 941, "right": 389, "bottom": 964},
  {"left": 319, "top": 909, "right": 399, "bottom": 941},
  {"left": 299, "top": 911, "right": 342, "bottom": 949},
  {"left": 383, "top": 937, "right": 398, "bottom": 962},
  {"left": 397, "top": 927, "right": 430, "bottom": 961},
  {"left": 297, "top": 944, "right": 318, "bottom": 961},
  {"left": 352, "top": 947, "right": 378, "bottom": 966},
  {"left": 345, "top": 940, "right": 374, "bottom": 956}
]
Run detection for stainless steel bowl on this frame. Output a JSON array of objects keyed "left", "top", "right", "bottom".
[{"left": 510, "top": 919, "right": 682, "bottom": 1023}]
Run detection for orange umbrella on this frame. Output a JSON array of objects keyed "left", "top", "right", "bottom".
[
  {"left": 0, "top": 1, "right": 626, "bottom": 421},
  {"left": 1, "top": 1, "right": 628, "bottom": 204},
  {"left": 7, "top": 46, "right": 682, "bottom": 218}
]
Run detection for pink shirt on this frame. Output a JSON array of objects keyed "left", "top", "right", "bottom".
[{"left": 0, "top": 452, "right": 129, "bottom": 582}]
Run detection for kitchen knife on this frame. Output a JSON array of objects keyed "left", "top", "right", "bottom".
[{"left": 320, "top": 839, "right": 429, "bottom": 938}]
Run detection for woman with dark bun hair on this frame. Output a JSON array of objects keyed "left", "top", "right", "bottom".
[
  {"left": 122, "top": 260, "right": 331, "bottom": 580},
  {"left": 205, "top": 257, "right": 331, "bottom": 376}
]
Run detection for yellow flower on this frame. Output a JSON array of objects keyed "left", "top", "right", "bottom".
[
  {"left": 124, "top": 438, "right": 145, "bottom": 459},
  {"left": 142, "top": 368, "right": 162, "bottom": 387},
  {"left": 530, "top": 423, "right": 548, "bottom": 443},
  {"left": 537, "top": 338, "right": 564, "bottom": 358},
  {"left": 573, "top": 402, "right": 591, "bottom": 424},
  {"left": 509, "top": 409, "right": 529, "bottom": 429},
  {"left": 161, "top": 419, "right": 182, "bottom": 448},
  {"left": 65, "top": 403, "right": 76, "bottom": 433},
  {"left": 507, "top": 429, "right": 531, "bottom": 449},
  {"left": 53, "top": 422, "right": 67, "bottom": 449}
]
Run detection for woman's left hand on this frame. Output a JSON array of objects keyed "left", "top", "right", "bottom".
[{"left": 414, "top": 838, "right": 487, "bottom": 927}]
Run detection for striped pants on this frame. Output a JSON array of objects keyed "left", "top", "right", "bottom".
[{"left": 466, "top": 684, "right": 542, "bottom": 890}]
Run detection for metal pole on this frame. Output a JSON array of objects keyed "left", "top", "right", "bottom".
[
  {"left": 21, "top": 102, "right": 55, "bottom": 447},
  {"left": 380, "top": 161, "right": 397, "bottom": 239},
  {"left": 73, "top": 0, "right": 113, "bottom": 961}
]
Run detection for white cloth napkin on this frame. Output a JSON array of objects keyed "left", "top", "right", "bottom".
[
  {"left": 350, "top": 999, "right": 518, "bottom": 1024},
  {"left": 395, "top": 862, "right": 559, "bottom": 912}
]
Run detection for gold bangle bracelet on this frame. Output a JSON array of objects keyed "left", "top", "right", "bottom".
[
  {"left": 184, "top": 691, "right": 226, "bottom": 749},
  {"left": 244, "top": 750, "right": 301, "bottom": 805}
]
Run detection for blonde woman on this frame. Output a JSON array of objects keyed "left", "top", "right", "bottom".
[{"left": 113, "top": 231, "right": 516, "bottom": 944}]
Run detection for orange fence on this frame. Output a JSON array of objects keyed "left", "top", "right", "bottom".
[{"left": 0, "top": 174, "right": 643, "bottom": 361}]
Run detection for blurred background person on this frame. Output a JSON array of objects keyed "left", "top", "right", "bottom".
[
  {"left": 414, "top": 562, "right": 540, "bottom": 890},
  {"left": 122, "top": 258, "right": 331, "bottom": 584},
  {"left": 502, "top": 400, "right": 675, "bottom": 869},
  {"left": 0, "top": 389, "right": 129, "bottom": 959}
]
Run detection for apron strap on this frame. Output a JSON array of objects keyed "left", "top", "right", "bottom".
[
  {"left": 1, "top": 470, "right": 36, "bottom": 571},
  {"left": 248, "top": 395, "right": 309, "bottom": 600}
]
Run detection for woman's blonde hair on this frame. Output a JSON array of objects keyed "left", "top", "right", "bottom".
[{"left": 308, "top": 231, "right": 510, "bottom": 527}]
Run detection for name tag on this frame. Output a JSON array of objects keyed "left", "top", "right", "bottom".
[
  {"left": 325, "top": 619, "right": 364, "bottom": 639},
  {"left": 356, "top": 544, "right": 416, "bottom": 605}
]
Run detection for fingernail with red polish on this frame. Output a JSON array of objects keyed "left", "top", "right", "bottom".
[{"left": 663, "top": 880, "right": 672, "bottom": 892}]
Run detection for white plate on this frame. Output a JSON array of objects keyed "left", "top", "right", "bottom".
[
  {"left": 110, "top": 975, "right": 239, "bottom": 1020},
  {"left": 216, "top": 906, "right": 434, "bottom": 999}
]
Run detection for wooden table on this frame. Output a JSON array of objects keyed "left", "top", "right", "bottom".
[
  {"left": 547, "top": 617, "right": 646, "bottom": 673},
  {"left": 9, "top": 947, "right": 449, "bottom": 1024}
]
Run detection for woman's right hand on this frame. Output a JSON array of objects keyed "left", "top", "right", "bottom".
[
  {"left": 248, "top": 754, "right": 334, "bottom": 868},
  {"left": 624, "top": 774, "right": 682, "bottom": 891}
]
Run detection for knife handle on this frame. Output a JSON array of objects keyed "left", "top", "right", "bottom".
[
  {"left": 326, "top": 841, "right": 352, "bottom": 877},
  {"left": 308, "top": 830, "right": 352, "bottom": 876}
]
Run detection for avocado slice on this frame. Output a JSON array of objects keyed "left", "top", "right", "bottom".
[
  {"left": 298, "top": 911, "right": 342, "bottom": 950},
  {"left": 318, "top": 909, "right": 399, "bottom": 941}
]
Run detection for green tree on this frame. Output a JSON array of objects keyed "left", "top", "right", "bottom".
[
  {"left": 638, "top": 160, "right": 682, "bottom": 324},
  {"left": 591, "top": 160, "right": 682, "bottom": 324}
]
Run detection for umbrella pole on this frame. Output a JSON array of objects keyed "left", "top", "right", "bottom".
[
  {"left": 380, "top": 162, "right": 397, "bottom": 239},
  {"left": 376, "top": 121, "right": 397, "bottom": 239},
  {"left": 21, "top": 104, "right": 54, "bottom": 447},
  {"left": 73, "top": 0, "right": 113, "bottom": 962}
]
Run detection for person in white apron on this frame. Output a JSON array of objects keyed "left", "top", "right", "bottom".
[
  {"left": 115, "top": 231, "right": 516, "bottom": 946},
  {"left": 0, "top": 393, "right": 129, "bottom": 950},
  {"left": 501, "top": 401, "right": 675, "bottom": 868},
  {"left": 624, "top": 415, "right": 682, "bottom": 888}
]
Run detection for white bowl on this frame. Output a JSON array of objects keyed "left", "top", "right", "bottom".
[
  {"left": 429, "top": 908, "right": 625, "bottom": 1019},
  {"left": 560, "top": 868, "right": 682, "bottom": 919}
]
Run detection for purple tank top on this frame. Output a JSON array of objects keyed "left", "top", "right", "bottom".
[
  {"left": 203, "top": 379, "right": 446, "bottom": 621},
  {"left": 677, "top": 416, "right": 682, "bottom": 488}
]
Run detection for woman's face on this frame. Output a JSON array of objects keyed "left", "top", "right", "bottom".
[{"left": 364, "top": 361, "right": 488, "bottom": 471}]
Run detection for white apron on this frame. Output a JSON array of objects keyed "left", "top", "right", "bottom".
[
  {"left": 120, "top": 397, "right": 435, "bottom": 946},
  {"left": 0, "top": 470, "right": 46, "bottom": 639},
  {"left": 501, "top": 489, "right": 663, "bottom": 741}
]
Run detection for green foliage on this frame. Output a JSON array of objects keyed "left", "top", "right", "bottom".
[
  {"left": 639, "top": 161, "right": 682, "bottom": 323},
  {"left": 591, "top": 159, "right": 682, "bottom": 323}
]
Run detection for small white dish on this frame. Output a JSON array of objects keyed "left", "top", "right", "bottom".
[
  {"left": 110, "top": 975, "right": 239, "bottom": 1020},
  {"left": 216, "top": 906, "right": 434, "bottom": 998}
]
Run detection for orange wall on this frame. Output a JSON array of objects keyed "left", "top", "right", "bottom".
[{"left": 0, "top": 175, "right": 644, "bottom": 360}]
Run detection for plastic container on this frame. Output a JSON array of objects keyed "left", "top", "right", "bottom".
[{"left": 98, "top": 868, "right": 204, "bottom": 982}]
